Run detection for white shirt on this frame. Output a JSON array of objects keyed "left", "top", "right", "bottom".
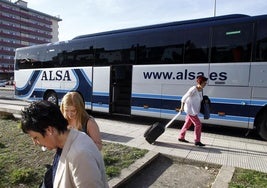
[{"left": 181, "top": 86, "right": 202, "bottom": 116}]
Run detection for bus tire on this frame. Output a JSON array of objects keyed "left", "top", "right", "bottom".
[
  {"left": 44, "top": 91, "right": 58, "bottom": 106},
  {"left": 255, "top": 106, "right": 267, "bottom": 140}
]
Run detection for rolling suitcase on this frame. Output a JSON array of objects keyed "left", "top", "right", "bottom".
[{"left": 144, "top": 112, "right": 181, "bottom": 144}]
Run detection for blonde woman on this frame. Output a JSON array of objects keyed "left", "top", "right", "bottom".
[{"left": 60, "top": 91, "right": 102, "bottom": 150}]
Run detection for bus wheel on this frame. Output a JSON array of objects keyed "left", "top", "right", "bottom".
[
  {"left": 44, "top": 91, "right": 58, "bottom": 106},
  {"left": 255, "top": 106, "right": 267, "bottom": 140}
]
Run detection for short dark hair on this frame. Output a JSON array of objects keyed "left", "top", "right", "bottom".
[
  {"left": 21, "top": 100, "right": 68, "bottom": 136},
  {"left": 197, "top": 75, "right": 208, "bottom": 84}
]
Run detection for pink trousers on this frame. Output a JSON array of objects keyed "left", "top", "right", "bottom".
[{"left": 179, "top": 114, "right": 202, "bottom": 142}]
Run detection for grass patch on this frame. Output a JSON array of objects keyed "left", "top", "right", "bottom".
[
  {"left": 229, "top": 167, "right": 267, "bottom": 188},
  {"left": 10, "top": 168, "right": 38, "bottom": 184},
  {"left": 102, "top": 142, "right": 148, "bottom": 180},
  {"left": 0, "top": 117, "right": 148, "bottom": 187}
]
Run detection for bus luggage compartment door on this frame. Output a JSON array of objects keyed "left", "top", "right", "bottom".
[{"left": 92, "top": 67, "right": 110, "bottom": 113}]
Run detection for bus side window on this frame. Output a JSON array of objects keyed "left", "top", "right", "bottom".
[
  {"left": 211, "top": 23, "right": 253, "bottom": 63},
  {"left": 74, "top": 49, "right": 95, "bottom": 66},
  {"left": 121, "top": 49, "right": 135, "bottom": 64},
  {"left": 137, "top": 45, "right": 149, "bottom": 64},
  {"left": 256, "top": 42, "right": 267, "bottom": 61},
  {"left": 161, "top": 46, "right": 183, "bottom": 64},
  {"left": 16, "top": 59, "right": 30, "bottom": 69},
  {"left": 255, "top": 20, "right": 267, "bottom": 61},
  {"left": 232, "top": 46, "right": 244, "bottom": 62},
  {"left": 184, "top": 27, "right": 210, "bottom": 63}
]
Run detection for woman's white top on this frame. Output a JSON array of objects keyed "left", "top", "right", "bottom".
[{"left": 181, "top": 86, "right": 202, "bottom": 116}]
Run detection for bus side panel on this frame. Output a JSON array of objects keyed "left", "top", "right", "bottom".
[
  {"left": 250, "top": 62, "right": 267, "bottom": 87},
  {"left": 131, "top": 82, "right": 162, "bottom": 118},
  {"left": 15, "top": 69, "right": 43, "bottom": 101},
  {"left": 15, "top": 68, "right": 75, "bottom": 101},
  {"left": 209, "top": 63, "right": 251, "bottom": 128},
  {"left": 250, "top": 62, "right": 267, "bottom": 129},
  {"left": 92, "top": 67, "right": 110, "bottom": 113},
  {"left": 38, "top": 68, "right": 91, "bottom": 103},
  {"left": 209, "top": 63, "right": 250, "bottom": 86},
  {"left": 72, "top": 67, "right": 93, "bottom": 110},
  {"left": 15, "top": 68, "right": 93, "bottom": 106},
  {"left": 160, "top": 84, "right": 188, "bottom": 120},
  {"left": 204, "top": 85, "right": 252, "bottom": 128},
  {"left": 131, "top": 64, "right": 209, "bottom": 118},
  {"left": 250, "top": 87, "right": 267, "bottom": 129}
]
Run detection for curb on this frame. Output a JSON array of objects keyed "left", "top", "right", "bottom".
[
  {"left": 108, "top": 151, "right": 159, "bottom": 188},
  {"left": 211, "top": 166, "right": 235, "bottom": 188},
  {"left": 108, "top": 152, "right": 235, "bottom": 188}
]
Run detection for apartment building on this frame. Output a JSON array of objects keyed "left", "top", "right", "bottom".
[{"left": 0, "top": 0, "right": 61, "bottom": 80}]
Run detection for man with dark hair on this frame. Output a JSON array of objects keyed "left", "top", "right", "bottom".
[{"left": 21, "top": 100, "right": 108, "bottom": 188}]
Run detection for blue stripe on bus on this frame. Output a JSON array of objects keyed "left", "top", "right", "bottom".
[
  {"left": 85, "top": 101, "right": 92, "bottom": 106},
  {"left": 132, "top": 93, "right": 266, "bottom": 106},
  {"left": 211, "top": 98, "right": 252, "bottom": 105},
  {"left": 131, "top": 106, "right": 254, "bottom": 123},
  {"left": 72, "top": 69, "right": 92, "bottom": 102},
  {"left": 250, "top": 100, "right": 267, "bottom": 106},
  {"left": 131, "top": 93, "right": 264, "bottom": 119},
  {"left": 92, "top": 103, "right": 109, "bottom": 108},
  {"left": 79, "top": 69, "right": 93, "bottom": 85},
  {"left": 89, "top": 92, "right": 263, "bottom": 120},
  {"left": 132, "top": 97, "right": 259, "bottom": 117},
  {"left": 92, "top": 95, "right": 109, "bottom": 104},
  {"left": 93, "top": 92, "right": 109, "bottom": 96},
  {"left": 15, "top": 70, "right": 41, "bottom": 97},
  {"left": 132, "top": 93, "right": 182, "bottom": 101}
]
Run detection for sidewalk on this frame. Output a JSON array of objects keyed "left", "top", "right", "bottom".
[{"left": 97, "top": 117, "right": 267, "bottom": 174}]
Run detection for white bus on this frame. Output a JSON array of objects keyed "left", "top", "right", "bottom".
[{"left": 14, "top": 14, "right": 267, "bottom": 140}]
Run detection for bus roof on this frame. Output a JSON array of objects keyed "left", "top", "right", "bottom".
[{"left": 73, "top": 14, "right": 251, "bottom": 40}]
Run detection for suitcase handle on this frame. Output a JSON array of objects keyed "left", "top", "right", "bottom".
[{"left": 165, "top": 112, "right": 181, "bottom": 128}]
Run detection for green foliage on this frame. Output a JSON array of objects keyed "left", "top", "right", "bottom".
[
  {"left": 229, "top": 168, "right": 267, "bottom": 188},
  {"left": 10, "top": 168, "right": 37, "bottom": 184},
  {"left": 102, "top": 142, "right": 148, "bottom": 179},
  {"left": 106, "top": 166, "right": 120, "bottom": 178},
  {"left": 0, "top": 119, "right": 53, "bottom": 187},
  {"left": 104, "top": 155, "right": 120, "bottom": 165},
  {"left": 0, "top": 142, "right": 5, "bottom": 148}
]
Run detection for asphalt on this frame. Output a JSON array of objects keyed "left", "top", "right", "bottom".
[{"left": 1, "top": 91, "right": 267, "bottom": 187}]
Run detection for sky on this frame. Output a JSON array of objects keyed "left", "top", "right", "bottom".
[{"left": 23, "top": 0, "right": 267, "bottom": 41}]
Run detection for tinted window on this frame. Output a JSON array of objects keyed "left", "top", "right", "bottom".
[
  {"left": 255, "top": 19, "right": 267, "bottom": 61},
  {"left": 94, "top": 34, "right": 136, "bottom": 65},
  {"left": 42, "top": 45, "right": 63, "bottom": 68},
  {"left": 60, "top": 40, "right": 95, "bottom": 67},
  {"left": 211, "top": 22, "right": 253, "bottom": 63},
  {"left": 136, "top": 27, "right": 184, "bottom": 64},
  {"left": 15, "top": 46, "right": 44, "bottom": 70},
  {"left": 184, "top": 27, "right": 210, "bottom": 63}
]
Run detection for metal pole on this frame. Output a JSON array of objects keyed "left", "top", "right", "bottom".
[{"left": 214, "top": 0, "right": 217, "bottom": 17}]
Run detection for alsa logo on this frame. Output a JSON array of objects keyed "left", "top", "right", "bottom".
[{"left": 41, "top": 70, "right": 71, "bottom": 81}]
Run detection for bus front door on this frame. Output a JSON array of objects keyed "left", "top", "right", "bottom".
[{"left": 110, "top": 65, "right": 132, "bottom": 115}]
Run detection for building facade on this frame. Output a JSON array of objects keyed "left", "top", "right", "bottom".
[{"left": 0, "top": 0, "right": 61, "bottom": 80}]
